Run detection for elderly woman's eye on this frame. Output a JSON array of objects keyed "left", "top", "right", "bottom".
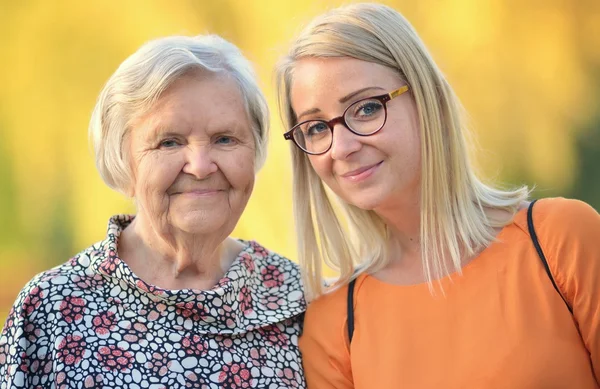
[
  {"left": 215, "top": 136, "right": 235, "bottom": 145},
  {"left": 159, "top": 139, "right": 179, "bottom": 148}
]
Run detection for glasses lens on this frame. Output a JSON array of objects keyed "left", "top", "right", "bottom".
[
  {"left": 345, "top": 98, "right": 386, "bottom": 135},
  {"left": 293, "top": 121, "right": 332, "bottom": 154}
]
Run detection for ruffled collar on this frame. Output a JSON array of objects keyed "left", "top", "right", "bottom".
[{"left": 89, "top": 215, "right": 306, "bottom": 335}]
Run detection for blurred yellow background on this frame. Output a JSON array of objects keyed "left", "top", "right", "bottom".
[{"left": 1, "top": 0, "right": 599, "bottom": 325}]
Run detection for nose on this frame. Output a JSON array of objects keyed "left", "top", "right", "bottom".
[
  {"left": 182, "top": 145, "right": 218, "bottom": 179},
  {"left": 329, "top": 123, "right": 362, "bottom": 160}
]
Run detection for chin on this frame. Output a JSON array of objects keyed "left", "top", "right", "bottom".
[
  {"left": 172, "top": 212, "right": 227, "bottom": 235},
  {"left": 343, "top": 194, "right": 384, "bottom": 211}
]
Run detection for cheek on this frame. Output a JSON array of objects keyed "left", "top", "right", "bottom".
[
  {"left": 308, "top": 155, "right": 334, "bottom": 183},
  {"left": 136, "top": 153, "right": 183, "bottom": 194},
  {"left": 223, "top": 152, "right": 256, "bottom": 192}
]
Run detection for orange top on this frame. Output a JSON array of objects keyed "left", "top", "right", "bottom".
[{"left": 300, "top": 198, "right": 600, "bottom": 388}]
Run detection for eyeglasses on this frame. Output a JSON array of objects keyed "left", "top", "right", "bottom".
[{"left": 284, "top": 86, "right": 409, "bottom": 155}]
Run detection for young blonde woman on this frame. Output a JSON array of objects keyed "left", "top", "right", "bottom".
[{"left": 277, "top": 3, "right": 600, "bottom": 388}]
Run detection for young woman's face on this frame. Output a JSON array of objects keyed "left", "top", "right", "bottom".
[{"left": 290, "top": 57, "right": 421, "bottom": 212}]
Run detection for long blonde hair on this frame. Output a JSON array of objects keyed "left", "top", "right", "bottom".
[{"left": 276, "top": 3, "right": 529, "bottom": 300}]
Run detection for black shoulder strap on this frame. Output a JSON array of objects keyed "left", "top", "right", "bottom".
[
  {"left": 527, "top": 199, "right": 573, "bottom": 314},
  {"left": 347, "top": 278, "right": 356, "bottom": 343},
  {"left": 346, "top": 201, "right": 572, "bottom": 346}
]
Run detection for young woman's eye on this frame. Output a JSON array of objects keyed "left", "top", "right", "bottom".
[
  {"left": 354, "top": 101, "right": 383, "bottom": 118},
  {"left": 305, "top": 122, "right": 330, "bottom": 137}
]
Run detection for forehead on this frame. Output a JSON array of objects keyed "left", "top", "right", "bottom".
[
  {"left": 290, "top": 57, "right": 401, "bottom": 107},
  {"left": 137, "top": 72, "right": 251, "bottom": 135}
]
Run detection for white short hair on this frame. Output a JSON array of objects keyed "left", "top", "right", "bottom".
[{"left": 90, "top": 35, "right": 269, "bottom": 194}]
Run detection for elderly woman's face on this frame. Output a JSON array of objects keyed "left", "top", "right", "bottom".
[{"left": 127, "top": 72, "right": 256, "bottom": 235}]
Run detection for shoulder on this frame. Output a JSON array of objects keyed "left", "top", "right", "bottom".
[
  {"left": 304, "top": 285, "right": 348, "bottom": 328},
  {"left": 303, "top": 275, "right": 365, "bottom": 341},
  {"left": 246, "top": 240, "right": 303, "bottom": 288},
  {"left": 238, "top": 240, "right": 306, "bottom": 319},
  {"left": 531, "top": 197, "right": 598, "bottom": 222},
  {"left": 299, "top": 276, "right": 364, "bottom": 367},
  {"left": 524, "top": 197, "right": 600, "bottom": 291},
  {"left": 5, "top": 242, "right": 104, "bottom": 325},
  {"left": 529, "top": 197, "right": 600, "bottom": 245}
]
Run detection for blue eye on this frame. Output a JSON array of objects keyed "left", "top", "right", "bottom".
[
  {"left": 159, "top": 139, "right": 179, "bottom": 148},
  {"left": 215, "top": 136, "right": 234, "bottom": 145},
  {"left": 305, "top": 122, "right": 330, "bottom": 137},
  {"left": 351, "top": 100, "right": 384, "bottom": 120}
]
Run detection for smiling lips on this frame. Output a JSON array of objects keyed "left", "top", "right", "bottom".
[
  {"left": 340, "top": 161, "right": 383, "bottom": 182},
  {"left": 172, "top": 189, "right": 224, "bottom": 196}
]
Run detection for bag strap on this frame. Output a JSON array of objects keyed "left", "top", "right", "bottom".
[
  {"left": 347, "top": 278, "right": 356, "bottom": 343},
  {"left": 527, "top": 199, "right": 573, "bottom": 314},
  {"left": 345, "top": 200, "right": 574, "bottom": 346}
]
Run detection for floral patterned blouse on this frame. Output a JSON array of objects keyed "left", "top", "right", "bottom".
[{"left": 0, "top": 215, "right": 306, "bottom": 388}]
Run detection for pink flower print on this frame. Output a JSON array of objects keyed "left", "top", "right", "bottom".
[
  {"left": 240, "top": 253, "right": 255, "bottom": 272},
  {"left": 95, "top": 345, "right": 134, "bottom": 372},
  {"left": 18, "top": 352, "right": 28, "bottom": 372},
  {"left": 239, "top": 287, "right": 253, "bottom": 315},
  {"left": 258, "top": 324, "right": 289, "bottom": 348},
  {"left": 5, "top": 307, "right": 15, "bottom": 328},
  {"left": 57, "top": 334, "right": 87, "bottom": 366},
  {"left": 146, "top": 352, "right": 170, "bottom": 376},
  {"left": 250, "top": 241, "right": 269, "bottom": 258},
  {"left": 259, "top": 295, "right": 284, "bottom": 311},
  {"left": 92, "top": 311, "right": 117, "bottom": 335},
  {"left": 215, "top": 336, "right": 235, "bottom": 352},
  {"left": 135, "top": 280, "right": 165, "bottom": 296},
  {"left": 99, "top": 261, "right": 116, "bottom": 275},
  {"left": 261, "top": 265, "right": 285, "bottom": 288},
  {"left": 218, "top": 304, "right": 237, "bottom": 329},
  {"left": 249, "top": 347, "right": 269, "bottom": 367},
  {"left": 74, "top": 274, "right": 104, "bottom": 290},
  {"left": 55, "top": 371, "right": 67, "bottom": 386},
  {"left": 22, "top": 286, "right": 44, "bottom": 316},
  {"left": 39, "top": 269, "right": 60, "bottom": 283},
  {"left": 219, "top": 362, "right": 253, "bottom": 388},
  {"left": 59, "top": 297, "right": 86, "bottom": 323},
  {"left": 184, "top": 372, "right": 206, "bottom": 388},
  {"left": 83, "top": 375, "right": 104, "bottom": 387},
  {"left": 182, "top": 334, "right": 208, "bottom": 356},
  {"left": 277, "top": 367, "right": 300, "bottom": 388},
  {"left": 175, "top": 301, "right": 208, "bottom": 321},
  {"left": 215, "top": 276, "right": 232, "bottom": 289},
  {"left": 122, "top": 322, "right": 147, "bottom": 343},
  {"left": 23, "top": 323, "right": 41, "bottom": 343},
  {"left": 98, "top": 252, "right": 119, "bottom": 275}
]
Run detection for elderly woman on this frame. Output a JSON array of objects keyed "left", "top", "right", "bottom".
[
  {"left": 276, "top": 3, "right": 600, "bottom": 388},
  {"left": 0, "top": 35, "right": 306, "bottom": 388}
]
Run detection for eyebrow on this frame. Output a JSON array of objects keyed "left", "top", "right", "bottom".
[
  {"left": 296, "top": 86, "right": 387, "bottom": 121},
  {"left": 144, "top": 122, "right": 179, "bottom": 143},
  {"left": 145, "top": 121, "right": 250, "bottom": 143}
]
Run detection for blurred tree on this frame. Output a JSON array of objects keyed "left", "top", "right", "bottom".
[{"left": 568, "top": 110, "right": 600, "bottom": 210}]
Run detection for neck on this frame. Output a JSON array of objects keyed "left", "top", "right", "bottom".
[
  {"left": 374, "top": 192, "right": 421, "bottom": 257},
  {"left": 119, "top": 213, "right": 242, "bottom": 290},
  {"left": 371, "top": 197, "right": 431, "bottom": 285}
]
